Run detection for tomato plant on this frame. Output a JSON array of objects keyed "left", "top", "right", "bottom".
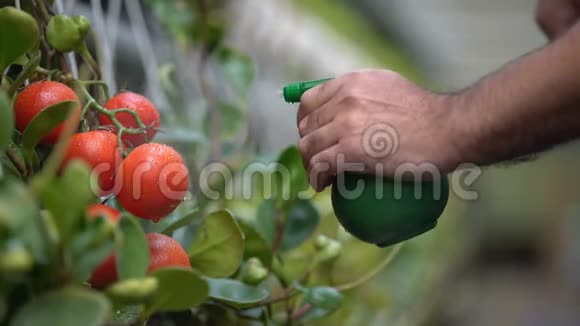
[{"left": 0, "top": 1, "right": 403, "bottom": 325}]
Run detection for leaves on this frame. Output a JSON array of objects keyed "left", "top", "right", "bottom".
[
  {"left": 281, "top": 199, "right": 320, "bottom": 251},
  {"left": 188, "top": 210, "right": 244, "bottom": 278},
  {"left": 0, "top": 7, "right": 39, "bottom": 72},
  {"left": 203, "top": 102, "right": 244, "bottom": 141},
  {"left": 216, "top": 47, "right": 254, "bottom": 94},
  {"left": 115, "top": 215, "right": 149, "bottom": 280},
  {"left": 276, "top": 146, "right": 310, "bottom": 199},
  {"left": 300, "top": 286, "right": 343, "bottom": 311},
  {"left": 22, "top": 100, "right": 78, "bottom": 151},
  {"left": 238, "top": 220, "right": 272, "bottom": 267},
  {"left": 255, "top": 199, "right": 276, "bottom": 245},
  {"left": 296, "top": 286, "right": 343, "bottom": 321},
  {"left": 161, "top": 210, "right": 200, "bottom": 236},
  {"left": 11, "top": 287, "right": 111, "bottom": 326},
  {"left": 206, "top": 278, "right": 269, "bottom": 308},
  {"left": 149, "top": 268, "right": 209, "bottom": 312},
  {"left": 0, "top": 90, "right": 13, "bottom": 152},
  {"left": 38, "top": 160, "right": 95, "bottom": 244}
]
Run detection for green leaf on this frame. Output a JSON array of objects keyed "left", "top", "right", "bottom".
[
  {"left": 105, "top": 277, "right": 159, "bottom": 306},
  {"left": 112, "top": 305, "right": 142, "bottom": 323},
  {"left": 300, "top": 286, "right": 343, "bottom": 312},
  {"left": 0, "top": 90, "right": 13, "bottom": 152},
  {"left": 116, "top": 215, "right": 149, "bottom": 280},
  {"left": 255, "top": 199, "right": 276, "bottom": 245},
  {"left": 0, "top": 7, "right": 39, "bottom": 72},
  {"left": 238, "top": 220, "right": 272, "bottom": 267},
  {"left": 206, "top": 278, "right": 269, "bottom": 308},
  {"left": 0, "top": 178, "right": 36, "bottom": 232},
  {"left": 276, "top": 146, "right": 309, "bottom": 199},
  {"left": 216, "top": 47, "right": 254, "bottom": 94},
  {"left": 22, "top": 100, "right": 78, "bottom": 151},
  {"left": 0, "top": 178, "right": 47, "bottom": 261},
  {"left": 188, "top": 210, "right": 244, "bottom": 278},
  {"left": 149, "top": 268, "right": 209, "bottom": 312},
  {"left": 39, "top": 160, "right": 95, "bottom": 244},
  {"left": 203, "top": 102, "right": 244, "bottom": 141},
  {"left": 281, "top": 199, "right": 320, "bottom": 251},
  {"left": 11, "top": 287, "right": 111, "bottom": 326},
  {"left": 161, "top": 209, "right": 200, "bottom": 236},
  {"left": 7, "top": 49, "right": 41, "bottom": 96},
  {"left": 72, "top": 241, "right": 113, "bottom": 284}
]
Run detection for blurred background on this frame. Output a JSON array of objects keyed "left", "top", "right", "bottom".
[{"left": 61, "top": 0, "right": 580, "bottom": 325}]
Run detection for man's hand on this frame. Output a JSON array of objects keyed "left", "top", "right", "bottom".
[
  {"left": 536, "top": 0, "right": 580, "bottom": 39},
  {"left": 297, "top": 70, "right": 464, "bottom": 191}
]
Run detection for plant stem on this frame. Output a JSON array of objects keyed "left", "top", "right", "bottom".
[
  {"left": 6, "top": 147, "right": 27, "bottom": 178},
  {"left": 334, "top": 243, "right": 403, "bottom": 292},
  {"left": 77, "top": 45, "right": 102, "bottom": 81},
  {"left": 194, "top": 0, "right": 221, "bottom": 161}
]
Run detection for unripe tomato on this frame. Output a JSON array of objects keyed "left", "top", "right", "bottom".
[
  {"left": 116, "top": 143, "right": 189, "bottom": 222},
  {"left": 89, "top": 233, "right": 190, "bottom": 289},
  {"left": 14, "top": 81, "right": 81, "bottom": 145},
  {"left": 99, "top": 92, "right": 160, "bottom": 147},
  {"left": 61, "top": 131, "right": 122, "bottom": 196},
  {"left": 86, "top": 203, "right": 121, "bottom": 222}
]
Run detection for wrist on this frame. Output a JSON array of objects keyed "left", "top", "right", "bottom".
[{"left": 437, "top": 91, "right": 482, "bottom": 169}]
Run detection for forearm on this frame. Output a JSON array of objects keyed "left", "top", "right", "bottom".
[{"left": 454, "top": 21, "right": 580, "bottom": 166}]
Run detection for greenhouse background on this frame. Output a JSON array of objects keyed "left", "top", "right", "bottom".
[{"left": 10, "top": 0, "right": 580, "bottom": 324}]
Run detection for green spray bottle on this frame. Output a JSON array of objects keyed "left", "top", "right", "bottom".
[{"left": 283, "top": 79, "right": 449, "bottom": 247}]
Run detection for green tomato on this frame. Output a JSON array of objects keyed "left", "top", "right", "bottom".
[
  {"left": 331, "top": 173, "right": 449, "bottom": 247},
  {"left": 46, "top": 15, "right": 84, "bottom": 52},
  {"left": 71, "top": 15, "right": 90, "bottom": 38},
  {"left": 240, "top": 257, "right": 268, "bottom": 285}
]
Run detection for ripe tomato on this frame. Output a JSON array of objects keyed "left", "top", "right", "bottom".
[
  {"left": 14, "top": 81, "right": 81, "bottom": 145},
  {"left": 146, "top": 233, "right": 191, "bottom": 273},
  {"left": 116, "top": 143, "right": 189, "bottom": 222},
  {"left": 61, "top": 130, "right": 122, "bottom": 196},
  {"left": 99, "top": 92, "right": 160, "bottom": 147},
  {"left": 86, "top": 204, "right": 121, "bottom": 289},
  {"left": 89, "top": 233, "right": 190, "bottom": 289},
  {"left": 86, "top": 203, "right": 121, "bottom": 222}
]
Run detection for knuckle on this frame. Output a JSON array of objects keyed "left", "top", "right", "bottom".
[{"left": 338, "top": 110, "right": 360, "bottom": 129}]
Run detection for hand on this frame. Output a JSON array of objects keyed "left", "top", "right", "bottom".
[
  {"left": 536, "top": 0, "right": 580, "bottom": 40},
  {"left": 297, "top": 70, "right": 465, "bottom": 192}
]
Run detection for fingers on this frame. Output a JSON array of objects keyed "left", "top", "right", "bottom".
[
  {"left": 297, "top": 79, "right": 342, "bottom": 124},
  {"left": 536, "top": 0, "right": 579, "bottom": 39},
  {"left": 299, "top": 121, "right": 341, "bottom": 168},
  {"left": 298, "top": 103, "right": 336, "bottom": 137},
  {"left": 307, "top": 144, "right": 341, "bottom": 192}
]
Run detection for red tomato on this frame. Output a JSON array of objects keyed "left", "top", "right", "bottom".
[
  {"left": 89, "top": 233, "right": 190, "bottom": 289},
  {"left": 99, "top": 92, "right": 160, "bottom": 147},
  {"left": 14, "top": 81, "right": 81, "bottom": 145},
  {"left": 61, "top": 130, "right": 122, "bottom": 196},
  {"left": 86, "top": 204, "right": 121, "bottom": 223},
  {"left": 116, "top": 143, "right": 189, "bottom": 222}
]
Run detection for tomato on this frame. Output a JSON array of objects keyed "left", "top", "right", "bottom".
[
  {"left": 99, "top": 92, "right": 160, "bottom": 147},
  {"left": 61, "top": 130, "right": 122, "bottom": 196},
  {"left": 86, "top": 203, "right": 121, "bottom": 222},
  {"left": 146, "top": 233, "right": 191, "bottom": 272},
  {"left": 86, "top": 204, "right": 120, "bottom": 289},
  {"left": 89, "top": 233, "right": 190, "bottom": 289},
  {"left": 14, "top": 81, "right": 81, "bottom": 145},
  {"left": 116, "top": 143, "right": 189, "bottom": 222}
]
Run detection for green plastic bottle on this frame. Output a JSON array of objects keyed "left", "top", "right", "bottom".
[{"left": 283, "top": 79, "right": 450, "bottom": 247}]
